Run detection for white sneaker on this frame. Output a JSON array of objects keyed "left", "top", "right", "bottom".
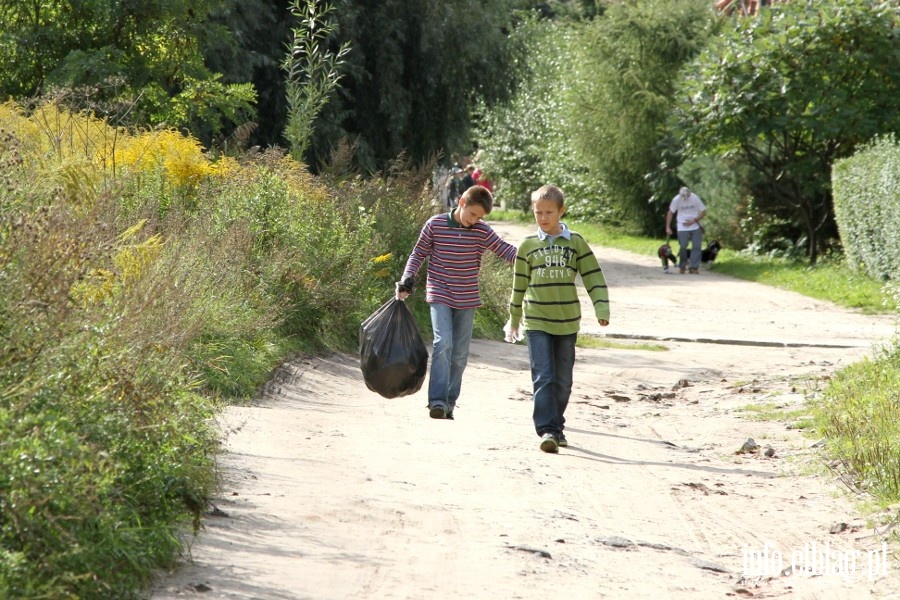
[{"left": 539, "top": 433, "right": 559, "bottom": 453}]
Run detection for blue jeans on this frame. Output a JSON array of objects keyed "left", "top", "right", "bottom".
[
  {"left": 677, "top": 228, "right": 703, "bottom": 270},
  {"left": 428, "top": 303, "right": 476, "bottom": 411},
  {"left": 526, "top": 330, "right": 576, "bottom": 437}
]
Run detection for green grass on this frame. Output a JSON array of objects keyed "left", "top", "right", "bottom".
[
  {"left": 813, "top": 351, "right": 900, "bottom": 504},
  {"left": 577, "top": 333, "right": 668, "bottom": 351},
  {"left": 707, "top": 256, "right": 894, "bottom": 314},
  {"left": 736, "top": 400, "right": 817, "bottom": 431}
]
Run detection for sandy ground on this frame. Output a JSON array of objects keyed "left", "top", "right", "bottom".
[{"left": 151, "top": 221, "right": 900, "bottom": 600}]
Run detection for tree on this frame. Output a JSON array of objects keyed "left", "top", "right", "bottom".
[
  {"left": 0, "top": 0, "right": 256, "bottom": 145},
  {"left": 308, "top": 0, "right": 527, "bottom": 173},
  {"left": 674, "top": 0, "right": 900, "bottom": 262},
  {"left": 574, "top": 0, "right": 716, "bottom": 231},
  {"left": 473, "top": 17, "right": 598, "bottom": 215},
  {"left": 202, "top": 0, "right": 290, "bottom": 149}
]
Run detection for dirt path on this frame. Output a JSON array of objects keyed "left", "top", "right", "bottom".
[{"left": 152, "top": 221, "right": 900, "bottom": 599}]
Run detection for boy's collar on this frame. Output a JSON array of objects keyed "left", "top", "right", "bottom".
[
  {"left": 537, "top": 222, "right": 570, "bottom": 241},
  {"left": 448, "top": 209, "right": 478, "bottom": 229}
]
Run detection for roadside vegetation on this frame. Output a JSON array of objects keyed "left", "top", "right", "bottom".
[
  {"left": 0, "top": 103, "right": 430, "bottom": 598},
  {"left": 816, "top": 345, "right": 900, "bottom": 503}
]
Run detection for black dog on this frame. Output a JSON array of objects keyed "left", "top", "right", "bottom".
[{"left": 702, "top": 240, "right": 721, "bottom": 263}]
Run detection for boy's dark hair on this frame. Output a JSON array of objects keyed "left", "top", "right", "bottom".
[{"left": 462, "top": 185, "right": 494, "bottom": 214}]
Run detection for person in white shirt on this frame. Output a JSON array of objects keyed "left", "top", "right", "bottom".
[{"left": 665, "top": 186, "right": 707, "bottom": 274}]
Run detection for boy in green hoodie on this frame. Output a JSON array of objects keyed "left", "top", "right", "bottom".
[{"left": 507, "top": 185, "right": 610, "bottom": 453}]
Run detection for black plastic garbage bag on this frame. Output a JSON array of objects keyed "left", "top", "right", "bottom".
[{"left": 359, "top": 298, "right": 428, "bottom": 399}]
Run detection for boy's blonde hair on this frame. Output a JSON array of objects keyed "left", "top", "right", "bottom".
[
  {"left": 462, "top": 185, "right": 494, "bottom": 213},
  {"left": 531, "top": 184, "right": 565, "bottom": 208}
]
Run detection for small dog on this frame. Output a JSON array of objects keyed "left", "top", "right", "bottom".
[
  {"left": 658, "top": 243, "right": 678, "bottom": 271},
  {"left": 701, "top": 240, "right": 721, "bottom": 263}
]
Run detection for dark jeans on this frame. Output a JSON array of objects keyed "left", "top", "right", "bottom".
[{"left": 526, "top": 330, "right": 576, "bottom": 437}]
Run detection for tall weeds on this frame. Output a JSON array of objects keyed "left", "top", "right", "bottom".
[
  {"left": 816, "top": 345, "right": 900, "bottom": 503},
  {"left": 0, "top": 101, "right": 448, "bottom": 597}
]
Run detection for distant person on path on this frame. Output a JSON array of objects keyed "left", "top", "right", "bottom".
[
  {"left": 461, "top": 164, "right": 477, "bottom": 192},
  {"left": 444, "top": 166, "right": 465, "bottom": 209},
  {"left": 396, "top": 185, "right": 517, "bottom": 420},
  {"left": 665, "top": 186, "right": 707, "bottom": 274},
  {"left": 506, "top": 184, "right": 610, "bottom": 453},
  {"left": 472, "top": 165, "right": 493, "bottom": 192}
]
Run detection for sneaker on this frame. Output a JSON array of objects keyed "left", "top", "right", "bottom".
[
  {"left": 689, "top": 268, "right": 700, "bottom": 274},
  {"left": 539, "top": 433, "right": 559, "bottom": 453},
  {"left": 679, "top": 268, "right": 686, "bottom": 274},
  {"left": 429, "top": 406, "right": 447, "bottom": 419},
  {"left": 446, "top": 409, "right": 454, "bottom": 420},
  {"left": 557, "top": 434, "right": 568, "bottom": 447}
]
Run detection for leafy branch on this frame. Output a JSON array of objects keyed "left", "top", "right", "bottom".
[{"left": 282, "top": 0, "right": 351, "bottom": 162}]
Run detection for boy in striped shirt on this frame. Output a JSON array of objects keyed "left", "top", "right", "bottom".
[
  {"left": 507, "top": 185, "right": 610, "bottom": 453},
  {"left": 396, "top": 185, "right": 517, "bottom": 420}
]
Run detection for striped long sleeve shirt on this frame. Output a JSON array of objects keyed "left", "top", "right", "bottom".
[
  {"left": 509, "top": 227, "right": 610, "bottom": 335},
  {"left": 402, "top": 212, "right": 517, "bottom": 309}
]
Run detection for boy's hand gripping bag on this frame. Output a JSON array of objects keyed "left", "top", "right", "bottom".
[{"left": 359, "top": 299, "right": 428, "bottom": 399}]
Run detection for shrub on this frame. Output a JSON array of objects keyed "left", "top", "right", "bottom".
[
  {"left": 0, "top": 103, "right": 268, "bottom": 596},
  {"left": 0, "top": 193, "right": 219, "bottom": 598},
  {"left": 833, "top": 135, "right": 900, "bottom": 281},
  {"left": 475, "top": 253, "right": 515, "bottom": 339}
]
